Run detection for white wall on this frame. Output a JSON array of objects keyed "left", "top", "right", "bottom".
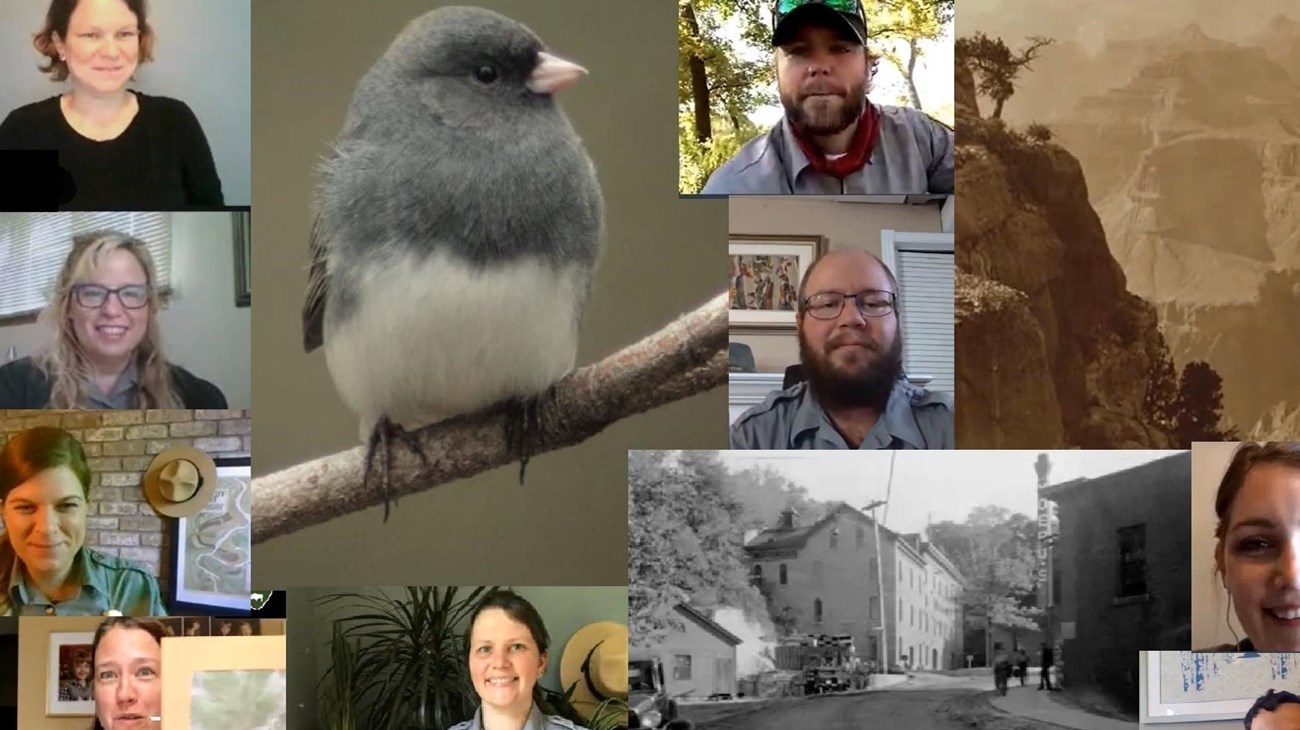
[
  {"left": 0, "top": 212, "right": 251, "bottom": 408},
  {"left": 0, "top": 0, "right": 251, "bottom": 205},
  {"left": 1191, "top": 442, "right": 1246, "bottom": 649}
]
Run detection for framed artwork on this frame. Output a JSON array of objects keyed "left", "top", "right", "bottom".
[
  {"left": 47, "top": 631, "right": 95, "bottom": 717},
  {"left": 232, "top": 211, "right": 251, "bottom": 307},
  {"left": 1142, "top": 651, "right": 1300, "bottom": 723},
  {"left": 161, "top": 635, "right": 287, "bottom": 730},
  {"left": 168, "top": 457, "right": 252, "bottom": 614},
  {"left": 728, "top": 234, "right": 827, "bottom": 328},
  {"left": 160, "top": 616, "right": 212, "bottom": 637}
]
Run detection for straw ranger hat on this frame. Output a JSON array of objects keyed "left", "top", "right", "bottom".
[
  {"left": 560, "top": 622, "right": 629, "bottom": 723},
  {"left": 143, "top": 446, "right": 218, "bottom": 518}
]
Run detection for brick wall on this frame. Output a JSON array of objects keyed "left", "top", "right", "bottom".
[{"left": 0, "top": 409, "right": 251, "bottom": 599}]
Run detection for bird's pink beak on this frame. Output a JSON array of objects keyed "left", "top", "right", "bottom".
[{"left": 526, "top": 51, "right": 587, "bottom": 94}]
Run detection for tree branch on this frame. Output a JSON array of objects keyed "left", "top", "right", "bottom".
[{"left": 253, "top": 292, "right": 729, "bottom": 543}]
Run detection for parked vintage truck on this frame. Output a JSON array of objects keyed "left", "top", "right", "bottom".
[{"left": 628, "top": 653, "right": 689, "bottom": 729}]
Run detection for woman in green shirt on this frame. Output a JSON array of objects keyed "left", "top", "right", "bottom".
[{"left": 0, "top": 426, "right": 166, "bottom": 616}]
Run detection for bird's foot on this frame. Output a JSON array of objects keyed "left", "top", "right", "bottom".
[
  {"left": 363, "top": 416, "right": 433, "bottom": 523},
  {"left": 503, "top": 386, "right": 560, "bottom": 485}
]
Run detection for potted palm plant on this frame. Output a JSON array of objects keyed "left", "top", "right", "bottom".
[{"left": 315, "top": 586, "right": 496, "bottom": 729}]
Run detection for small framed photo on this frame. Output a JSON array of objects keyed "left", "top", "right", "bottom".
[
  {"left": 47, "top": 631, "right": 95, "bottom": 717},
  {"left": 212, "top": 618, "right": 262, "bottom": 637},
  {"left": 160, "top": 617, "right": 212, "bottom": 637},
  {"left": 728, "top": 234, "right": 827, "bottom": 329},
  {"left": 1142, "top": 651, "right": 1296, "bottom": 723},
  {"left": 169, "top": 457, "right": 252, "bottom": 614}
]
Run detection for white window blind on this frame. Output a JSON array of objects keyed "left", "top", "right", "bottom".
[
  {"left": 881, "top": 231, "right": 954, "bottom": 396},
  {"left": 0, "top": 212, "right": 172, "bottom": 320}
]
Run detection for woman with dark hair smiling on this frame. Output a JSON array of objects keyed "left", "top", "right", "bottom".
[
  {"left": 1207, "top": 442, "right": 1300, "bottom": 651},
  {"left": 451, "top": 590, "right": 588, "bottom": 730},
  {"left": 0, "top": 426, "right": 166, "bottom": 615},
  {"left": 0, "top": 0, "right": 223, "bottom": 209}
]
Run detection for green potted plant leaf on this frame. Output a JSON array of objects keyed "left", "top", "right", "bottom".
[
  {"left": 315, "top": 586, "right": 496, "bottom": 730},
  {"left": 319, "top": 620, "right": 360, "bottom": 730}
]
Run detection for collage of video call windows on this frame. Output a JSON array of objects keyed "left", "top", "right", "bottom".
[{"left": 0, "top": 0, "right": 1297, "bottom": 729}]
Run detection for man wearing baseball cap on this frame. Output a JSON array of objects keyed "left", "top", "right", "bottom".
[{"left": 701, "top": 0, "right": 953, "bottom": 195}]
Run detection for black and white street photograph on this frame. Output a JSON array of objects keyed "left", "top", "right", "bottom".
[{"left": 628, "top": 449, "right": 1189, "bottom": 729}]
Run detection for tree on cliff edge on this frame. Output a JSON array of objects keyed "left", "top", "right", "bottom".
[
  {"left": 1174, "top": 361, "right": 1239, "bottom": 444},
  {"left": 955, "top": 32, "right": 1053, "bottom": 119}
]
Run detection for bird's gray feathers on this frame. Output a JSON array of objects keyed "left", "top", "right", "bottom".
[{"left": 304, "top": 5, "right": 603, "bottom": 353}]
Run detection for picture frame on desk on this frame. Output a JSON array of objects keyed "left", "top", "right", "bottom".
[{"left": 168, "top": 457, "right": 252, "bottom": 615}]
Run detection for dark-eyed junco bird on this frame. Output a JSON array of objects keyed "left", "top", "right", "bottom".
[{"left": 303, "top": 5, "right": 604, "bottom": 520}]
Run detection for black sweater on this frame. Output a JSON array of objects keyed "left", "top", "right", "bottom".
[
  {"left": 0, "top": 91, "right": 223, "bottom": 210},
  {"left": 0, "top": 357, "right": 227, "bottom": 409}
]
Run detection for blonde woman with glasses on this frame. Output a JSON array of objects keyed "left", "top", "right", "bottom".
[{"left": 0, "top": 230, "right": 226, "bottom": 408}]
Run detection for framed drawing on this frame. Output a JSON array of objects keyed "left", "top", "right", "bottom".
[
  {"left": 1142, "top": 651, "right": 1298, "bottom": 723},
  {"left": 47, "top": 631, "right": 95, "bottom": 717},
  {"left": 161, "top": 635, "right": 287, "bottom": 730},
  {"left": 232, "top": 211, "right": 251, "bottom": 307},
  {"left": 168, "top": 457, "right": 252, "bottom": 614},
  {"left": 728, "top": 234, "right": 827, "bottom": 328}
]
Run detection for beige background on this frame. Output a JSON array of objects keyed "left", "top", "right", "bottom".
[
  {"left": 250, "top": 0, "right": 724, "bottom": 587},
  {"left": 18, "top": 617, "right": 284, "bottom": 730},
  {"left": 729, "top": 197, "right": 949, "bottom": 372},
  {"left": 1191, "top": 441, "right": 1250, "bottom": 650},
  {"left": 0, "top": 212, "right": 253, "bottom": 408}
]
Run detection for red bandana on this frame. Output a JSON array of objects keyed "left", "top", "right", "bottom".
[{"left": 791, "top": 103, "right": 881, "bottom": 179}]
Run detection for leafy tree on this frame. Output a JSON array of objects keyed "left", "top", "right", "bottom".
[
  {"left": 678, "top": 0, "right": 774, "bottom": 144},
  {"left": 865, "top": 0, "right": 954, "bottom": 110},
  {"left": 1143, "top": 337, "right": 1180, "bottom": 435},
  {"left": 629, "top": 451, "right": 764, "bottom": 646},
  {"left": 1175, "top": 361, "right": 1239, "bottom": 444},
  {"left": 721, "top": 463, "right": 828, "bottom": 531},
  {"left": 955, "top": 32, "right": 1053, "bottom": 119},
  {"left": 928, "top": 506, "right": 1042, "bottom": 663}
]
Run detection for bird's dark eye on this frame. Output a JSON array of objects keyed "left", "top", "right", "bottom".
[{"left": 474, "top": 65, "right": 499, "bottom": 84}]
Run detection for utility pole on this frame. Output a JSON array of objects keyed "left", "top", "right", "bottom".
[{"left": 864, "top": 498, "right": 888, "bottom": 672}]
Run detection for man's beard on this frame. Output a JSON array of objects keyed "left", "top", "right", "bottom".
[
  {"left": 781, "top": 78, "right": 867, "bottom": 137},
  {"left": 799, "top": 327, "right": 903, "bottom": 412}
]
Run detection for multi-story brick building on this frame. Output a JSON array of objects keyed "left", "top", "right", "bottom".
[{"left": 745, "top": 503, "right": 963, "bottom": 670}]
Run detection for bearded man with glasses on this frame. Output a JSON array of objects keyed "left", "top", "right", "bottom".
[
  {"left": 731, "top": 249, "right": 953, "bottom": 449},
  {"left": 702, "top": 0, "right": 953, "bottom": 195}
]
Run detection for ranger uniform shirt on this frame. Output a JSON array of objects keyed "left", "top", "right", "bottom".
[
  {"left": 448, "top": 704, "right": 586, "bottom": 730},
  {"left": 6, "top": 547, "right": 168, "bottom": 616},
  {"left": 700, "top": 103, "right": 954, "bottom": 195},
  {"left": 730, "top": 379, "right": 953, "bottom": 450}
]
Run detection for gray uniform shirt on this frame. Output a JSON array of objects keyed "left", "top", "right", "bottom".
[
  {"left": 701, "top": 103, "right": 953, "bottom": 195},
  {"left": 730, "top": 379, "right": 954, "bottom": 449},
  {"left": 85, "top": 359, "right": 138, "bottom": 409},
  {"left": 448, "top": 705, "right": 586, "bottom": 730}
]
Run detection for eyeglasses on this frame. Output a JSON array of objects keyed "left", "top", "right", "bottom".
[
  {"left": 802, "top": 289, "right": 895, "bottom": 319},
  {"left": 71, "top": 284, "right": 150, "bottom": 309},
  {"left": 776, "top": 0, "right": 864, "bottom": 18}
]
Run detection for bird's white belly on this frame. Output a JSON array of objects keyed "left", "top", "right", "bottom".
[{"left": 324, "top": 249, "right": 582, "bottom": 438}]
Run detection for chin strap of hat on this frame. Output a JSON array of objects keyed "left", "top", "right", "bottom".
[{"left": 581, "top": 639, "right": 612, "bottom": 702}]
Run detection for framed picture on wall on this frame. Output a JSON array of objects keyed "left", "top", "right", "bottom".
[
  {"left": 161, "top": 636, "right": 287, "bottom": 730},
  {"left": 1142, "top": 651, "right": 1292, "bottom": 723},
  {"left": 728, "top": 234, "right": 827, "bottom": 329},
  {"left": 168, "top": 457, "right": 252, "bottom": 614},
  {"left": 160, "top": 617, "right": 212, "bottom": 637},
  {"left": 232, "top": 211, "right": 250, "bottom": 307},
  {"left": 212, "top": 618, "right": 262, "bottom": 637},
  {"left": 47, "top": 631, "right": 95, "bottom": 717}
]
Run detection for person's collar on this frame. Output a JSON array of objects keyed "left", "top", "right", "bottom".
[
  {"left": 778, "top": 118, "right": 814, "bottom": 190},
  {"left": 874, "top": 379, "right": 925, "bottom": 449},
  {"left": 9, "top": 548, "right": 93, "bottom": 606},
  {"left": 470, "top": 702, "right": 546, "bottom": 730},
  {"left": 86, "top": 357, "right": 140, "bottom": 400}
]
